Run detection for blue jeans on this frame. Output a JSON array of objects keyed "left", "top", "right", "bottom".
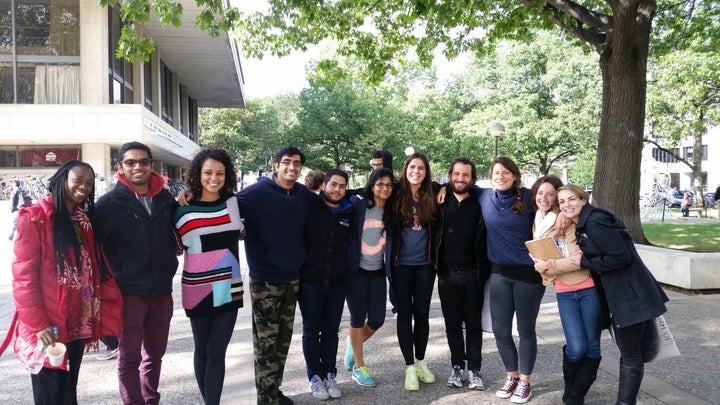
[
  {"left": 556, "top": 287, "right": 602, "bottom": 361},
  {"left": 298, "top": 282, "right": 347, "bottom": 380}
]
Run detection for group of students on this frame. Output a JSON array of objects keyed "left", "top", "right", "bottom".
[{"left": 7, "top": 142, "right": 668, "bottom": 405}]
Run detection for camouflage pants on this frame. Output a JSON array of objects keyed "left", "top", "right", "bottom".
[{"left": 251, "top": 278, "right": 299, "bottom": 405}]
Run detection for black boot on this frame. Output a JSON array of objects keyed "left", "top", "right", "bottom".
[
  {"left": 566, "top": 356, "right": 601, "bottom": 405},
  {"left": 615, "top": 363, "right": 644, "bottom": 405},
  {"left": 562, "top": 347, "right": 583, "bottom": 404}
]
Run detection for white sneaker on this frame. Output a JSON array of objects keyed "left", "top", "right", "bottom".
[
  {"left": 324, "top": 372, "right": 342, "bottom": 398},
  {"left": 447, "top": 365, "right": 463, "bottom": 388},
  {"left": 467, "top": 369, "right": 485, "bottom": 390},
  {"left": 309, "top": 375, "right": 329, "bottom": 400},
  {"left": 96, "top": 347, "right": 119, "bottom": 361}
]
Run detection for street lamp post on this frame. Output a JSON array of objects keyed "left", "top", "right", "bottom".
[{"left": 490, "top": 122, "right": 505, "bottom": 159}]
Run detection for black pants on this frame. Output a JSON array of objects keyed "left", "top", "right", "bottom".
[
  {"left": 391, "top": 263, "right": 436, "bottom": 365},
  {"left": 190, "top": 308, "right": 239, "bottom": 405},
  {"left": 438, "top": 271, "right": 485, "bottom": 370},
  {"left": 30, "top": 339, "right": 85, "bottom": 405}
]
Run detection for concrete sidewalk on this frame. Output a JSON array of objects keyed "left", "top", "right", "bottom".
[{"left": 1, "top": 199, "right": 717, "bottom": 404}]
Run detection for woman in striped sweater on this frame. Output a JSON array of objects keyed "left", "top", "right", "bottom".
[{"left": 174, "top": 148, "right": 245, "bottom": 405}]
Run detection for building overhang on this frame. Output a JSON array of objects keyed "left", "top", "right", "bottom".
[{"left": 142, "top": 1, "right": 246, "bottom": 108}]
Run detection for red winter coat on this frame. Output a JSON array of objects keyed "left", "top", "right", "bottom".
[{"left": 12, "top": 197, "right": 123, "bottom": 371}]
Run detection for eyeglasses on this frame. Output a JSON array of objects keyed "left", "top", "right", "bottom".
[
  {"left": 279, "top": 159, "right": 302, "bottom": 168},
  {"left": 374, "top": 182, "right": 393, "bottom": 189},
  {"left": 121, "top": 158, "right": 152, "bottom": 168}
]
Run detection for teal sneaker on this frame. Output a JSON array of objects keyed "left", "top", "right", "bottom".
[
  {"left": 344, "top": 336, "right": 355, "bottom": 371},
  {"left": 352, "top": 366, "right": 377, "bottom": 387}
]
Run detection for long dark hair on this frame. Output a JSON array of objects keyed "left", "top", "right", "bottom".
[
  {"left": 47, "top": 160, "right": 96, "bottom": 275},
  {"left": 187, "top": 148, "right": 238, "bottom": 199},
  {"left": 489, "top": 157, "right": 526, "bottom": 214},
  {"left": 393, "top": 152, "right": 436, "bottom": 227},
  {"left": 530, "top": 174, "right": 563, "bottom": 212},
  {"left": 364, "top": 167, "right": 395, "bottom": 209}
]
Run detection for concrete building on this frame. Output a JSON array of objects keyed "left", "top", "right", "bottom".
[
  {"left": 642, "top": 126, "right": 720, "bottom": 196},
  {"left": 0, "top": 0, "right": 245, "bottom": 189}
]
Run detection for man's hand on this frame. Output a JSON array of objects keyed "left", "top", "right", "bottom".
[{"left": 177, "top": 189, "right": 193, "bottom": 206}]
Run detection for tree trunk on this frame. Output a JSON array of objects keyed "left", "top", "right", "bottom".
[
  {"left": 693, "top": 131, "right": 705, "bottom": 208},
  {"left": 593, "top": 2, "right": 654, "bottom": 243}
]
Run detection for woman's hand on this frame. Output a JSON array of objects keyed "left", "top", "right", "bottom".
[
  {"left": 533, "top": 259, "right": 548, "bottom": 273},
  {"left": 176, "top": 189, "right": 193, "bottom": 206},
  {"left": 437, "top": 185, "right": 447, "bottom": 204},
  {"left": 35, "top": 326, "right": 56, "bottom": 347},
  {"left": 553, "top": 211, "right": 571, "bottom": 232}
]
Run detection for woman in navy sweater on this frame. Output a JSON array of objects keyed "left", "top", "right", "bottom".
[{"left": 481, "top": 157, "right": 543, "bottom": 404}]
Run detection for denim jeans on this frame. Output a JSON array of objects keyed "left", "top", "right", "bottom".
[
  {"left": 556, "top": 287, "right": 602, "bottom": 361},
  {"left": 298, "top": 282, "right": 347, "bottom": 380}
]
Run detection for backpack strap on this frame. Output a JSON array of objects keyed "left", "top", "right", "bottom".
[{"left": 0, "top": 311, "right": 19, "bottom": 356}]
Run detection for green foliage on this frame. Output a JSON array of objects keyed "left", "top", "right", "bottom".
[{"left": 567, "top": 151, "right": 596, "bottom": 189}]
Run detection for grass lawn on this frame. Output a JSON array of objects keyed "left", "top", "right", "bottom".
[{"left": 643, "top": 223, "right": 720, "bottom": 253}]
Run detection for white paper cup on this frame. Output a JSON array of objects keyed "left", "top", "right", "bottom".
[{"left": 46, "top": 343, "right": 66, "bottom": 367}]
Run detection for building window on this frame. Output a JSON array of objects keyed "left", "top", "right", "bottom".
[
  {"left": 0, "top": 147, "right": 19, "bottom": 168},
  {"left": 1, "top": 0, "right": 80, "bottom": 104},
  {"left": 108, "top": 7, "right": 133, "bottom": 104},
  {"left": 651, "top": 148, "right": 679, "bottom": 163},
  {"left": 161, "top": 61, "right": 173, "bottom": 125},
  {"left": 144, "top": 60, "right": 153, "bottom": 110},
  {"left": 188, "top": 97, "right": 198, "bottom": 142}
]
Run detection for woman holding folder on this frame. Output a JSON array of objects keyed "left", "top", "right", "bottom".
[{"left": 530, "top": 176, "right": 603, "bottom": 405}]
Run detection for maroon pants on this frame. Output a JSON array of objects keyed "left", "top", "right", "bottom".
[{"left": 118, "top": 294, "right": 173, "bottom": 405}]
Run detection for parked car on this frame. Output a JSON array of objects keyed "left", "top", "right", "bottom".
[{"left": 704, "top": 192, "right": 717, "bottom": 208}]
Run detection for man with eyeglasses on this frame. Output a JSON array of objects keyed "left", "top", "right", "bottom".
[
  {"left": 95, "top": 141, "right": 180, "bottom": 405},
  {"left": 237, "top": 146, "right": 317, "bottom": 405}
]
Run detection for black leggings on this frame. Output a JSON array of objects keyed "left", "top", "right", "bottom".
[
  {"left": 614, "top": 320, "right": 647, "bottom": 367},
  {"left": 391, "top": 263, "right": 436, "bottom": 365},
  {"left": 190, "top": 308, "right": 239, "bottom": 405}
]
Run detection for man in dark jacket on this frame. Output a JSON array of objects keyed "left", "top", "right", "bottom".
[
  {"left": 95, "top": 141, "right": 180, "bottom": 405},
  {"left": 298, "top": 169, "right": 353, "bottom": 400},
  {"left": 433, "top": 157, "right": 491, "bottom": 391},
  {"left": 237, "top": 146, "right": 317, "bottom": 405},
  {"left": 8, "top": 179, "right": 22, "bottom": 241}
]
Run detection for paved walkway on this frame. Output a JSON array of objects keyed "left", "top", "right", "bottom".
[{"left": 0, "top": 200, "right": 717, "bottom": 404}]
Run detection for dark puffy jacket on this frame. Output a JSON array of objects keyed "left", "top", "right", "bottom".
[
  {"left": 95, "top": 182, "right": 179, "bottom": 298},
  {"left": 432, "top": 189, "right": 491, "bottom": 283},
  {"left": 576, "top": 204, "right": 668, "bottom": 328},
  {"left": 300, "top": 194, "right": 354, "bottom": 291}
]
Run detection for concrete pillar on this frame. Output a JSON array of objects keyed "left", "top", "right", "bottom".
[
  {"left": 81, "top": 143, "right": 112, "bottom": 194},
  {"left": 79, "top": 0, "right": 109, "bottom": 105}
]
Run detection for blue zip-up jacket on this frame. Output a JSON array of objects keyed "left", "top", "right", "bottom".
[{"left": 237, "top": 175, "right": 316, "bottom": 283}]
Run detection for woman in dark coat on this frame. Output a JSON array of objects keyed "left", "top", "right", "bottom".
[{"left": 557, "top": 184, "right": 669, "bottom": 405}]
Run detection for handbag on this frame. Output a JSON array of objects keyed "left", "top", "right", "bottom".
[{"left": 641, "top": 315, "right": 681, "bottom": 363}]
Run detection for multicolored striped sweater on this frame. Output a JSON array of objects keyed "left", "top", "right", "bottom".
[{"left": 174, "top": 195, "right": 245, "bottom": 317}]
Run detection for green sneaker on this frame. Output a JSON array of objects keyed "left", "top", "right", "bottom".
[
  {"left": 405, "top": 366, "right": 420, "bottom": 391},
  {"left": 415, "top": 360, "right": 436, "bottom": 384},
  {"left": 351, "top": 366, "right": 376, "bottom": 387},
  {"left": 344, "top": 336, "right": 355, "bottom": 371}
]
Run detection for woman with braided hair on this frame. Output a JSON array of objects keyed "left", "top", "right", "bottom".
[{"left": 12, "top": 160, "right": 122, "bottom": 404}]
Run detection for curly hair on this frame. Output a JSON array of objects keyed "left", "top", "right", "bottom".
[{"left": 187, "top": 148, "right": 238, "bottom": 199}]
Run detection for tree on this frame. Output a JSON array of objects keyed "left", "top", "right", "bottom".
[
  {"left": 647, "top": 50, "right": 720, "bottom": 207},
  {"left": 231, "top": 0, "right": 718, "bottom": 242},
  {"left": 450, "top": 32, "right": 601, "bottom": 177}
]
